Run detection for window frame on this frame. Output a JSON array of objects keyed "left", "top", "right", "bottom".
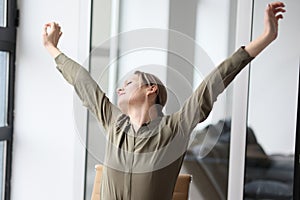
[
  {"left": 0, "top": 0, "right": 18, "bottom": 199},
  {"left": 294, "top": 61, "right": 300, "bottom": 200}
]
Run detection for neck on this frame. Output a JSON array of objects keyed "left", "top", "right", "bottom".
[{"left": 128, "top": 103, "right": 159, "bottom": 130}]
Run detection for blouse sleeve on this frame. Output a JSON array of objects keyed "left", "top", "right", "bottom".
[
  {"left": 55, "top": 53, "right": 121, "bottom": 130},
  {"left": 169, "top": 47, "right": 254, "bottom": 135}
]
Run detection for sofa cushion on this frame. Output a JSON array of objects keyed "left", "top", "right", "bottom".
[{"left": 244, "top": 180, "right": 293, "bottom": 199}]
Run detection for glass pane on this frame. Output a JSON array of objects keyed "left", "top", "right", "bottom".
[
  {"left": 84, "top": 0, "right": 112, "bottom": 199},
  {"left": 0, "top": 52, "right": 9, "bottom": 127},
  {"left": 0, "top": 0, "right": 6, "bottom": 27},
  {"left": 245, "top": 0, "right": 300, "bottom": 199},
  {"left": 179, "top": 0, "right": 235, "bottom": 199},
  {"left": 0, "top": 142, "right": 5, "bottom": 200}
]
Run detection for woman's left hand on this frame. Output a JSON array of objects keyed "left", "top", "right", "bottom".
[{"left": 263, "top": 1, "right": 286, "bottom": 42}]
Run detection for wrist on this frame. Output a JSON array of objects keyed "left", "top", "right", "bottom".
[
  {"left": 45, "top": 45, "right": 62, "bottom": 58},
  {"left": 244, "top": 33, "right": 274, "bottom": 57},
  {"left": 261, "top": 31, "right": 276, "bottom": 44},
  {"left": 44, "top": 42, "right": 56, "bottom": 50}
]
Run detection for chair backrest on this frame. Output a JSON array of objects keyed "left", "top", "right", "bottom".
[
  {"left": 91, "top": 165, "right": 103, "bottom": 200},
  {"left": 91, "top": 165, "right": 192, "bottom": 200},
  {"left": 172, "top": 174, "right": 192, "bottom": 200}
]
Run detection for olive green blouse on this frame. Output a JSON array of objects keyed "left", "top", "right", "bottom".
[{"left": 55, "top": 47, "right": 253, "bottom": 200}]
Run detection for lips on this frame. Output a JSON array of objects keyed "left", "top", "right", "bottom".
[{"left": 118, "top": 92, "right": 125, "bottom": 96}]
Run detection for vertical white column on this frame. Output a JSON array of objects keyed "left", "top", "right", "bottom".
[
  {"left": 108, "top": 0, "right": 120, "bottom": 103},
  {"left": 227, "top": 0, "right": 253, "bottom": 199},
  {"left": 74, "top": 0, "right": 91, "bottom": 199}
]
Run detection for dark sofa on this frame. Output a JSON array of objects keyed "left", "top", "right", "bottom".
[{"left": 183, "top": 120, "right": 294, "bottom": 200}]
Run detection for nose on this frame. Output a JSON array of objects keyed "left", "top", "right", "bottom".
[{"left": 116, "top": 87, "right": 124, "bottom": 96}]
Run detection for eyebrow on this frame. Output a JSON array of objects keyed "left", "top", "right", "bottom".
[
  {"left": 122, "top": 75, "right": 139, "bottom": 87},
  {"left": 123, "top": 79, "right": 133, "bottom": 86}
]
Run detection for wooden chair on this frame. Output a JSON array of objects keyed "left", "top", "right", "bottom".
[
  {"left": 172, "top": 173, "right": 192, "bottom": 200},
  {"left": 91, "top": 165, "right": 103, "bottom": 200},
  {"left": 91, "top": 165, "right": 192, "bottom": 200}
]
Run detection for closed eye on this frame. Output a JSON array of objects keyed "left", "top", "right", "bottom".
[{"left": 126, "top": 81, "right": 132, "bottom": 86}]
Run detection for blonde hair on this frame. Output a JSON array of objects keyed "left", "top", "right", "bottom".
[{"left": 134, "top": 71, "right": 167, "bottom": 108}]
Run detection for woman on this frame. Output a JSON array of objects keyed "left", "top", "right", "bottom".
[{"left": 43, "top": 2, "right": 285, "bottom": 199}]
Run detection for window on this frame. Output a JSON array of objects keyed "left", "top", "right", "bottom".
[
  {"left": 84, "top": 0, "right": 113, "bottom": 198},
  {"left": 0, "top": 0, "right": 7, "bottom": 27},
  {"left": 244, "top": 0, "right": 300, "bottom": 199},
  {"left": 0, "top": 0, "right": 18, "bottom": 199},
  {"left": 0, "top": 52, "right": 9, "bottom": 127}
]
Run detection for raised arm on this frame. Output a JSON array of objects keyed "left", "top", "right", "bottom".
[
  {"left": 170, "top": 2, "right": 286, "bottom": 134},
  {"left": 42, "top": 22, "right": 121, "bottom": 130},
  {"left": 245, "top": 2, "right": 285, "bottom": 57}
]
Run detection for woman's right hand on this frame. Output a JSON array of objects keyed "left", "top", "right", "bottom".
[{"left": 42, "top": 22, "right": 63, "bottom": 58}]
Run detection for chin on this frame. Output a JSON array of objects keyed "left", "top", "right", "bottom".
[{"left": 117, "top": 102, "right": 128, "bottom": 114}]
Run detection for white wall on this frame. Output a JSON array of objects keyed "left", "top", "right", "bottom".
[
  {"left": 118, "top": 0, "right": 170, "bottom": 84},
  {"left": 13, "top": 0, "right": 89, "bottom": 199}
]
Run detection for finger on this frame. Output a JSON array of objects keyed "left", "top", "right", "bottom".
[
  {"left": 275, "top": 8, "right": 286, "bottom": 13},
  {"left": 269, "top": 1, "right": 285, "bottom": 8},
  {"left": 52, "top": 22, "right": 57, "bottom": 28},
  {"left": 43, "top": 23, "right": 52, "bottom": 35},
  {"left": 44, "top": 22, "right": 52, "bottom": 26},
  {"left": 54, "top": 22, "right": 61, "bottom": 31},
  {"left": 44, "top": 23, "right": 51, "bottom": 30},
  {"left": 42, "top": 26, "right": 48, "bottom": 35},
  {"left": 51, "top": 22, "right": 60, "bottom": 31},
  {"left": 267, "top": 4, "right": 275, "bottom": 15},
  {"left": 269, "top": 3, "right": 285, "bottom": 13},
  {"left": 276, "top": 14, "right": 284, "bottom": 21},
  {"left": 273, "top": 8, "right": 286, "bottom": 18},
  {"left": 267, "top": 4, "right": 286, "bottom": 17},
  {"left": 50, "top": 22, "right": 56, "bottom": 27}
]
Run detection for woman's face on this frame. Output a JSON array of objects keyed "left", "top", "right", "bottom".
[{"left": 116, "top": 74, "right": 147, "bottom": 113}]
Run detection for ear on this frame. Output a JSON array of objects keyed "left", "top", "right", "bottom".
[{"left": 146, "top": 85, "right": 158, "bottom": 96}]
